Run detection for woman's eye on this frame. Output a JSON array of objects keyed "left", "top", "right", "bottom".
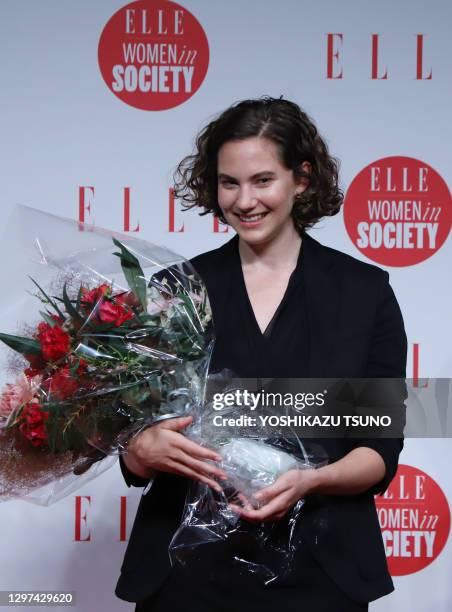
[
  {"left": 257, "top": 177, "right": 271, "bottom": 185},
  {"left": 219, "top": 179, "right": 236, "bottom": 187}
]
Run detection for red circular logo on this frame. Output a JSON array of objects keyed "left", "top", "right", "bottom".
[
  {"left": 376, "top": 464, "right": 451, "bottom": 576},
  {"left": 98, "top": 0, "right": 209, "bottom": 111},
  {"left": 343, "top": 156, "right": 451, "bottom": 266}
]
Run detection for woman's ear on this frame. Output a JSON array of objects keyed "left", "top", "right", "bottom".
[{"left": 295, "top": 161, "right": 312, "bottom": 195}]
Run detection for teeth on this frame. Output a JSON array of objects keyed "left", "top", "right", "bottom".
[{"left": 239, "top": 213, "right": 266, "bottom": 222}]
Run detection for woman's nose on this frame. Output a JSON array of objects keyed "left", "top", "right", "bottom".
[{"left": 235, "top": 187, "right": 257, "bottom": 211}]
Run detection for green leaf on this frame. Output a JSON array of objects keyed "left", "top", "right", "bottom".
[
  {"left": 4, "top": 402, "right": 26, "bottom": 429},
  {"left": 0, "top": 332, "right": 41, "bottom": 355},
  {"left": 80, "top": 321, "right": 117, "bottom": 332},
  {"left": 28, "top": 276, "right": 65, "bottom": 320},
  {"left": 62, "top": 283, "right": 83, "bottom": 323},
  {"left": 76, "top": 286, "right": 83, "bottom": 312},
  {"left": 69, "top": 359, "right": 81, "bottom": 377},
  {"left": 112, "top": 238, "right": 147, "bottom": 311},
  {"left": 39, "top": 311, "right": 58, "bottom": 327},
  {"left": 178, "top": 291, "right": 198, "bottom": 320}
]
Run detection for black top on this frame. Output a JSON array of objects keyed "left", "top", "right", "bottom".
[
  {"left": 209, "top": 234, "right": 308, "bottom": 378},
  {"left": 116, "top": 232, "right": 407, "bottom": 604}
]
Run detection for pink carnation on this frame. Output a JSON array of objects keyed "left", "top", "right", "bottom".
[{"left": 0, "top": 374, "right": 42, "bottom": 424}]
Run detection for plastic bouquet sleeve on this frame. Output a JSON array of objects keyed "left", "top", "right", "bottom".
[
  {"left": 0, "top": 205, "right": 213, "bottom": 505},
  {"left": 168, "top": 375, "right": 328, "bottom": 585}
]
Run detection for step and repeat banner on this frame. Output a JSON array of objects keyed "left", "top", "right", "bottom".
[{"left": 1, "top": 1, "right": 451, "bottom": 610}]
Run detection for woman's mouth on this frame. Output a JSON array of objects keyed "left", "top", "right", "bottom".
[{"left": 236, "top": 212, "right": 268, "bottom": 226}]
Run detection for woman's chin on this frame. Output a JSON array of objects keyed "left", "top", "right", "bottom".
[
  {"left": 233, "top": 224, "right": 292, "bottom": 248},
  {"left": 234, "top": 227, "right": 271, "bottom": 245}
]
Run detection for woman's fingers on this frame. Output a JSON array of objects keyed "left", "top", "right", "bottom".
[
  {"left": 228, "top": 504, "right": 284, "bottom": 520},
  {"left": 159, "top": 415, "right": 193, "bottom": 431},
  {"left": 229, "top": 490, "right": 275, "bottom": 518},
  {"left": 177, "top": 451, "right": 228, "bottom": 481},
  {"left": 233, "top": 491, "right": 292, "bottom": 522},
  {"left": 237, "top": 491, "right": 254, "bottom": 511},
  {"left": 254, "top": 478, "right": 290, "bottom": 503},
  {"left": 275, "top": 511, "right": 286, "bottom": 520},
  {"left": 176, "top": 434, "right": 223, "bottom": 463},
  {"left": 130, "top": 418, "right": 228, "bottom": 487},
  {"left": 168, "top": 460, "right": 223, "bottom": 493},
  {"left": 227, "top": 491, "right": 253, "bottom": 511}
]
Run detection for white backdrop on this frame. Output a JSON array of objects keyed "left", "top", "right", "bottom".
[{"left": 1, "top": 1, "right": 451, "bottom": 610}]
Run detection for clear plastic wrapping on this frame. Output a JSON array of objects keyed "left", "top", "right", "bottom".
[
  {"left": 0, "top": 205, "right": 212, "bottom": 504},
  {"left": 170, "top": 377, "right": 326, "bottom": 585}
]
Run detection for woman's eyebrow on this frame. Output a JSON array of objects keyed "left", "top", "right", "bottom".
[
  {"left": 217, "top": 171, "right": 276, "bottom": 180},
  {"left": 217, "top": 173, "right": 237, "bottom": 180}
]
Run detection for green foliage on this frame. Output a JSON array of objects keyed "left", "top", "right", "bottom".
[
  {"left": 28, "top": 276, "right": 65, "bottom": 320},
  {"left": 39, "top": 311, "right": 59, "bottom": 327},
  {"left": 0, "top": 332, "right": 41, "bottom": 356},
  {"left": 62, "top": 283, "right": 83, "bottom": 323},
  {"left": 112, "top": 238, "right": 147, "bottom": 311}
]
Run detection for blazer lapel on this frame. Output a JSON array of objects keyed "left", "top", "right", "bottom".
[
  {"left": 301, "top": 233, "right": 340, "bottom": 377},
  {"left": 193, "top": 234, "right": 238, "bottom": 340}
]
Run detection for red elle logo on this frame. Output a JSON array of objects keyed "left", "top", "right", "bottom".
[
  {"left": 376, "top": 464, "right": 451, "bottom": 576},
  {"left": 98, "top": 0, "right": 209, "bottom": 111},
  {"left": 78, "top": 186, "right": 228, "bottom": 234},
  {"left": 326, "top": 34, "right": 432, "bottom": 80},
  {"left": 74, "top": 496, "right": 129, "bottom": 542},
  {"left": 343, "top": 156, "right": 451, "bottom": 266}
]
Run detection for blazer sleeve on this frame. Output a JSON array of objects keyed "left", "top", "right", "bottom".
[
  {"left": 348, "top": 271, "right": 407, "bottom": 495},
  {"left": 119, "top": 454, "right": 151, "bottom": 488}
]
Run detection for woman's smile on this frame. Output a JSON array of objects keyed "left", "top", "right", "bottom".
[{"left": 235, "top": 211, "right": 269, "bottom": 227}]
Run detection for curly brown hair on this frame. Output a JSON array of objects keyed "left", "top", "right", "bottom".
[{"left": 173, "top": 96, "right": 343, "bottom": 231}]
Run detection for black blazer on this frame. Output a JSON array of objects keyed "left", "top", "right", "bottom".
[{"left": 115, "top": 232, "right": 407, "bottom": 604}]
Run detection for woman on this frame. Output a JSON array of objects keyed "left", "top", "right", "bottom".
[{"left": 115, "top": 97, "right": 407, "bottom": 611}]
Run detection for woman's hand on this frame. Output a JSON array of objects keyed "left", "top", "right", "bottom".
[
  {"left": 228, "top": 446, "right": 388, "bottom": 521},
  {"left": 123, "top": 415, "right": 228, "bottom": 492},
  {"left": 229, "top": 468, "right": 319, "bottom": 522}
]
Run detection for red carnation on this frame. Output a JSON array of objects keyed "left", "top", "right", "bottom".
[
  {"left": 24, "top": 353, "right": 46, "bottom": 377},
  {"left": 43, "top": 359, "right": 89, "bottom": 400},
  {"left": 98, "top": 299, "right": 134, "bottom": 327},
  {"left": 116, "top": 291, "right": 140, "bottom": 309},
  {"left": 75, "top": 358, "right": 88, "bottom": 376},
  {"left": 81, "top": 283, "right": 110, "bottom": 306},
  {"left": 18, "top": 401, "right": 49, "bottom": 448},
  {"left": 37, "top": 322, "right": 71, "bottom": 362},
  {"left": 45, "top": 366, "right": 78, "bottom": 400}
]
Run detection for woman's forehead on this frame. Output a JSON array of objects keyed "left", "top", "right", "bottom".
[{"left": 217, "top": 137, "right": 284, "bottom": 175}]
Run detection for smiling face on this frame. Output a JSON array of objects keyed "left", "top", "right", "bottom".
[{"left": 217, "top": 137, "right": 307, "bottom": 246}]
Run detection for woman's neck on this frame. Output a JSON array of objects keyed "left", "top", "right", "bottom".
[{"left": 238, "top": 223, "right": 302, "bottom": 271}]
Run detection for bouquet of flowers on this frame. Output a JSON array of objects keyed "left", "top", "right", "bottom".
[{"left": 0, "top": 206, "right": 212, "bottom": 504}]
